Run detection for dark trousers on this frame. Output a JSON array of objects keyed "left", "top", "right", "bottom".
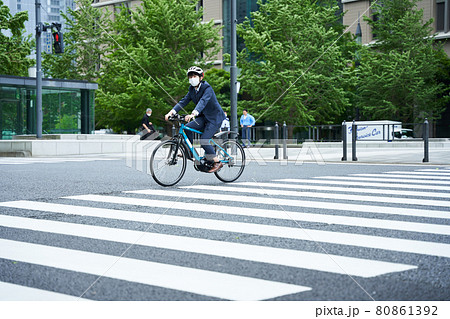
[
  {"left": 242, "top": 126, "right": 251, "bottom": 146},
  {"left": 185, "top": 116, "right": 220, "bottom": 160},
  {"left": 140, "top": 130, "right": 155, "bottom": 140}
]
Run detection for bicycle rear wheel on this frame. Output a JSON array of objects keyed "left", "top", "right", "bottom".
[
  {"left": 150, "top": 140, "right": 187, "bottom": 187},
  {"left": 214, "top": 140, "right": 245, "bottom": 183}
]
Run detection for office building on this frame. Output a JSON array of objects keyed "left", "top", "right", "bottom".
[
  {"left": 5, "top": 0, "right": 76, "bottom": 54},
  {"left": 343, "top": 0, "right": 450, "bottom": 55}
]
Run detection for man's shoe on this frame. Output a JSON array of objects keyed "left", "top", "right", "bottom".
[{"left": 208, "top": 161, "right": 223, "bottom": 173}]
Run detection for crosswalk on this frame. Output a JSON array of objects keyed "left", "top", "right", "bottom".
[
  {"left": 0, "top": 281, "right": 87, "bottom": 301},
  {"left": 0, "top": 166, "right": 449, "bottom": 300}
]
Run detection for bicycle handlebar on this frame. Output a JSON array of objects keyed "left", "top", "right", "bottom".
[{"left": 167, "top": 114, "right": 187, "bottom": 122}]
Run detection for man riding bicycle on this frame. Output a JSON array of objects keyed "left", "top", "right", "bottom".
[{"left": 165, "top": 66, "right": 226, "bottom": 173}]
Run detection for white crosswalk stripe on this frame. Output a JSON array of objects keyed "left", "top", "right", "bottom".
[
  {"left": 385, "top": 171, "right": 450, "bottom": 176},
  {"left": 235, "top": 181, "right": 450, "bottom": 199},
  {"left": 123, "top": 190, "right": 450, "bottom": 219},
  {"left": 352, "top": 173, "right": 450, "bottom": 180},
  {"left": 316, "top": 175, "right": 450, "bottom": 185},
  {"left": 2, "top": 199, "right": 449, "bottom": 257},
  {"left": 0, "top": 239, "right": 309, "bottom": 300},
  {"left": 0, "top": 167, "right": 449, "bottom": 300},
  {"left": 179, "top": 184, "right": 450, "bottom": 207},
  {"left": 417, "top": 169, "right": 450, "bottom": 173},
  {"left": 0, "top": 282, "right": 89, "bottom": 301},
  {"left": 0, "top": 214, "right": 415, "bottom": 277},
  {"left": 275, "top": 178, "right": 450, "bottom": 191}
]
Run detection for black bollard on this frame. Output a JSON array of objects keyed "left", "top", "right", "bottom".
[
  {"left": 283, "top": 121, "right": 288, "bottom": 160},
  {"left": 342, "top": 121, "right": 347, "bottom": 161},
  {"left": 423, "top": 118, "right": 429, "bottom": 163},
  {"left": 352, "top": 120, "right": 358, "bottom": 161},
  {"left": 274, "top": 122, "right": 279, "bottom": 159}
]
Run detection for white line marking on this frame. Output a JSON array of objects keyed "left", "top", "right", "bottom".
[
  {"left": 0, "top": 282, "right": 88, "bottom": 301},
  {"left": 316, "top": 176, "right": 450, "bottom": 185},
  {"left": 181, "top": 185, "right": 450, "bottom": 207},
  {"left": 418, "top": 169, "right": 450, "bottom": 173},
  {"left": 274, "top": 178, "right": 450, "bottom": 191},
  {"left": 352, "top": 174, "right": 450, "bottom": 180},
  {"left": 0, "top": 239, "right": 309, "bottom": 300},
  {"left": 235, "top": 181, "right": 450, "bottom": 199},
  {"left": 3, "top": 198, "right": 449, "bottom": 235},
  {"left": 125, "top": 190, "right": 450, "bottom": 220},
  {"left": 2, "top": 200, "right": 449, "bottom": 258},
  {"left": 0, "top": 215, "right": 415, "bottom": 277},
  {"left": 386, "top": 171, "right": 450, "bottom": 176}
]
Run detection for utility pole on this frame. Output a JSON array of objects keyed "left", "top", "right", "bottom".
[
  {"left": 35, "top": 0, "right": 63, "bottom": 138},
  {"left": 35, "top": 0, "right": 43, "bottom": 138},
  {"left": 230, "top": 0, "right": 238, "bottom": 139},
  {"left": 355, "top": 13, "right": 362, "bottom": 121}
]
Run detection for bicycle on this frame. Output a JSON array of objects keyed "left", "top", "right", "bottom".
[{"left": 150, "top": 114, "right": 246, "bottom": 187}]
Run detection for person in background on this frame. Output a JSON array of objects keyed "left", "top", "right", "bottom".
[
  {"left": 221, "top": 111, "right": 230, "bottom": 132},
  {"left": 240, "top": 109, "right": 255, "bottom": 147},
  {"left": 140, "top": 108, "right": 155, "bottom": 140}
]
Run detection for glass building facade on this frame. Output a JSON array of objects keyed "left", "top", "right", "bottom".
[
  {"left": 0, "top": 76, "right": 97, "bottom": 139},
  {"left": 222, "top": 0, "right": 260, "bottom": 58}
]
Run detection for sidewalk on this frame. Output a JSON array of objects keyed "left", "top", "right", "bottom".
[
  {"left": 247, "top": 140, "right": 450, "bottom": 165},
  {"left": 0, "top": 134, "right": 134, "bottom": 157},
  {"left": 1, "top": 135, "right": 450, "bottom": 165}
]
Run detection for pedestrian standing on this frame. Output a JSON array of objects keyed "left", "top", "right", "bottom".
[{"left": 240, "top": 109, "right": 255, "bottom": 147}]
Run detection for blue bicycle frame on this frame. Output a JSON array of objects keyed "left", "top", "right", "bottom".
[{"left": 177, "top": 123, "right": 232, "bottom": 164}]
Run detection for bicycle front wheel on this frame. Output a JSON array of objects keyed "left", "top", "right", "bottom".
[
  {"left": 150, "top": 140, "right": 187, "bottom": 187},
  {"left": 214, "top": 140, "right": 245, "bottom": 183}
]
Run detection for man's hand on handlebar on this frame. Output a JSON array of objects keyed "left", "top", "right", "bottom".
[
  {"left": 185, "top": 114, "right": 195, "bottom": 122},
  {"left": 165, "top": 112, "right": 195, "bottom": 122},
  {"left": 165, "top": 110, "right": 175, "bottom": 121}
]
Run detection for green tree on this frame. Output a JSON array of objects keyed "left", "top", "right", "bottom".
[
  {"left": 356, "top": 0, "right": 448, "bottom": 123},
  {"left": 55, "top": 114, "right": 77, "bottom": 131},
  {"left": 0, "top": 0, "right": 34, "bottom": 76},
  {"left": 42, "top": 0, "right": 110, "bottom": 81},
  {"left": 204, "top": 68, "right": 231, "bottom": 112},
  {"left": 236, "top": 0, "right": 355, "bottom": 125},
  {"left": 96, "top": 0, "right": 221, "bottom": 133}
]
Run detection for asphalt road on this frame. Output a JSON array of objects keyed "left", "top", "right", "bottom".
[{"left": 0, "top": 156, "right": 449, "bottom": 301}]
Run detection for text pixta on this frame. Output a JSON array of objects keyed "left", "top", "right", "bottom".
[{"left": 316, "top": 306, "right": 360, "bottom": 317}]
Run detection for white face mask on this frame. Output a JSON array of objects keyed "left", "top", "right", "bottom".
[
  {"left": 146, "top": 113, "right": 151, "bottom": 117},
  {"left": 189, "top": 77, "right": 200, "bottom": 87}
]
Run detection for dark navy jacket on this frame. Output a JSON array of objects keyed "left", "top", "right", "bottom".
[{"left": 173, "top": 81, "right": 226, "bottom": 126}]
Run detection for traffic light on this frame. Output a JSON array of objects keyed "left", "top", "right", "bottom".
[{"left": 52, "top": 31, "right": 64, "bottom": 54}]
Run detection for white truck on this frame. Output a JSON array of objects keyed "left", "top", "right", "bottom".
[{"left": 345, "top": 120, "right": 402, "bottom": 141}]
